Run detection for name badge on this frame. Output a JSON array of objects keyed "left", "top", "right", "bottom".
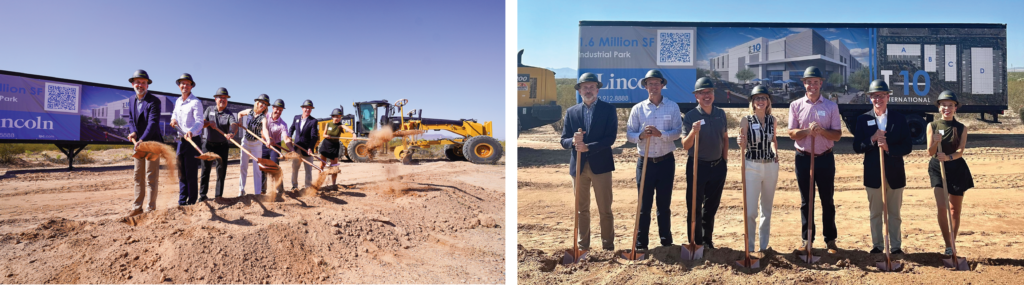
[
  {"left": 867, "top": 120, "right": 876, "bottom": 126},
  {"left": 699, "top": 119, "right": 705, "bottom": 125},
  {"left": 751, "top": 124, "right": 761, "bottom": 130},
  {"left": 817, "top": 110, "right": 827, "bottom": 117},
  {"left": 938, "top": 129, "right": 945, "bottom": 135},
  {"left": 663, "top": 115, "right": 671, "bottom": 120}
]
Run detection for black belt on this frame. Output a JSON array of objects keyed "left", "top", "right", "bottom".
[
  {"left": 798, "top": 148, "right": 832, "bottom": 156},
  {"left": 647, "top": 153, "right": 674, "bottom": 164}
]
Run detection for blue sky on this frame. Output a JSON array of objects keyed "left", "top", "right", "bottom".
[
  {"left": 0, "top": 0, "right": 505, "bottom": 139},
  {"left": 518, "top": 0, "right": 1024, "bottom": 71}
]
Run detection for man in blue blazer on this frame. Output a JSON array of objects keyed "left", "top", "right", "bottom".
[
  {"left": 126, "top": 69, "right": 163, "bottom": 217},
  {"left": 289, "top": 99, "right": 320, "bottom": 189},
  {"left": 560, "top": 72, "right": 618, "bottom": 251},
  {"left": 853, "top": 79, "right": 913, "bottom": 256}
]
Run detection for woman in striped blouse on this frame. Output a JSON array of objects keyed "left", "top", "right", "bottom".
[{"left": 737, "top": 86, "right": 779, "bottom": 253}]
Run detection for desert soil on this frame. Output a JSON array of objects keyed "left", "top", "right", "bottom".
[
  {"left": 0, "top": 152, "right": 506, "bottom": 284},
  {"left": 518, "top": 111, "right": 1024, "bottom": 284}
]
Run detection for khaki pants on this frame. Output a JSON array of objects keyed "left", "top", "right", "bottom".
[
  {"left": 290, "top": 154, "right": 314, "bottom": 189},
  {"left": 132, "top": 157, "right": 160, "bottom": 212},
  {"left": 573, "top": 162, "right": 614, "bottom": 250},
  {"left": 744, "top": 160, "right": 779, "bottom": 251},
  {"left": 865, "top": 182, "right": 904, "bottom": 250}
]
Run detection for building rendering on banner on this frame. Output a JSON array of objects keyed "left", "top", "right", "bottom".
[{"left": 709, "top": 29, "right": 864, "bottom": 85}]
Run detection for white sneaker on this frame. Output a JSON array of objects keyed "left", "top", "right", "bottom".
[{"left": 239, "top": 191, "right": 246, "bottom": 197}]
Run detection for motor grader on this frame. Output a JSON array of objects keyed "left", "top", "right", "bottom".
[{"left": 315, "top": 99, "right": 503, "bottom": 164}]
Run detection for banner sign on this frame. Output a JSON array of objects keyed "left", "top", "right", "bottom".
[
  {"left": 579, "top": 22, "right": 1007, "bottom": 107},
  {"left": 0, "top": 71, "right": 252, "bottom": 144}
]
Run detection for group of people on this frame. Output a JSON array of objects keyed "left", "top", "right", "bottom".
[
  {"left": 562, "top": 66, "right": 974, "bottom": 258},
  {"left": 124, "top": 69, "right": 349, "bottom": 217}
]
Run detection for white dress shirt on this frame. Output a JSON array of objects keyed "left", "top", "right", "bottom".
[{"left": 172, "top": 93, "right": 205, "bottom": 137}]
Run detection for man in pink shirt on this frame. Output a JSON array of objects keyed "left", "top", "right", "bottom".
[{"left": 788, "top": 66, "right": 843, "bottom": 255}]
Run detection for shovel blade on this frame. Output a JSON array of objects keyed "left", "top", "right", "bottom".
[
  {"left": 561, "top": 249, "right": 589, "bottom": 265},
  {"left": 875, "top": 260, "right": 903, "bottom": 271},
  {"left": 798, "top": 253, "right": 821, "bottom": 264},
  {"left": 942, "top": 257, "right": 969, "bottom": 271},
  {"left": 680, "top": 244, "right": 704, "bottom": 260},
  {"left": 735, "top": 258, "right": 760, "bottom": 269},
  {"left": 619, "top": 250, "right": 646, "bottom": 261}
]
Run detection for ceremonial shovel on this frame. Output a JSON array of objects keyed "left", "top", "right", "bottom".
[
  {"left": 799, "top": 136, "right": 821, "bottom": 264},
  {"left": 562, "top": 128, "right": 589, "bottom": 265},
  {"left": 681, "top": 127, "right": 704, "bottom": 260},
  {"left": 210, "top": 125, "right": 279, "bottom": 172},
  {"left": 937, "top": 130, "right": 969, "bottom": 271},
  {"left": 875, "top": 146, "right": 902, "bottom": 271},
  {"left": 734, "top": 144, "right": 759, "bottom": 268},
  {"left": 621, "top": 129, "right": 652, "bottom": 261}
]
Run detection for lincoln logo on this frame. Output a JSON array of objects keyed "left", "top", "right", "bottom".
[{"left": 0, "top": 117, "right": 55, "bottom": 130}]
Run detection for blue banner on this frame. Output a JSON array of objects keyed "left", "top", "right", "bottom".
[
  {"left": 0, "top": 110, "right": 79, "bottom": 140},
  {"left": 576, "top": 68, "right": 696, "bottom": 104}
]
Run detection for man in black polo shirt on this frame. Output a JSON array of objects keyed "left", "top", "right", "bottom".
[
  {"left": 200, "top": 87, "right": 237, "bottom": 200},
  {"left": 681, "top": 77, "right": 730, "bottom": 250}
]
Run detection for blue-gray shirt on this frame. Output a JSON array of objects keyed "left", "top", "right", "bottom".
[{"left": 681, "top": 106, "right": 727, "bottom": 161}]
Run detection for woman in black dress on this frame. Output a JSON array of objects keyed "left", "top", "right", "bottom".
[
  {"left": 926, "top": 91, "right": 974, "bottom": 255},
  {"left": 319, "top": 108, "right": 345, "bottom": 185}
]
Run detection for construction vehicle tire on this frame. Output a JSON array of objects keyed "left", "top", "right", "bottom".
[
  {"left": 348, "top": 140, "right": 372, "bottom": 162},
  {"left": 444, "top": 144, "right": 466, "bottom": 161},
  {"left": 462, "top": 136, "right": 503, "bottom": 164}
]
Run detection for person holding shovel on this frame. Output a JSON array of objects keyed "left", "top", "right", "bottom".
[
  {"left": 626, "top": 70, "right": 682, "bottom": 252},
  {"left": 200, "top": 87, "right": 237, "bottom": 201},
  {"left": 237, "top": 94, "right": 272, "bottom": 196},
  {"left": 558, "top": 73, "right": 618, "bottom": 252},
  {"left": 260, "top": 99, "right": 294, "bottom": 193},
  {"left": 289, "top": 99, "right": 319, "bottom": 190},
  {"left": 788, "top": 66, "right": 843, "bottom": 255},
  {"left": 319, "top": 108, "right": 347, "bottom": 186},
  {"left": 681, "top": 76, "right": 728, "bottom": 251},
  {"left": 853, "top": 80, "right": 912, "bottom": 256},
  {"left": 170, "top": 73, "right": 205, "bottom": 206},
  {"left": 126, "top": 69, "right": 162, "bottom": 217},
  {"left": 927, "top": 91, "right": 974, "bottom": 256},
  {"left": 738, "top": 86, "right": 779, "bottom": 254}
]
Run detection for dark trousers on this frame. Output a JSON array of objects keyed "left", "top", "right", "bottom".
[
  {"left": 685, "top": 156, "right": 728, "bottom": 246},
  {"left": 177, "top": 139, "right": 201, "bottom": 205},
  {"left": 635, "top": 155, "right": 675, "bottom": 248},
  {"left": 261, "top": 145, "right": 281, "bottom": 191},
  {"left": 795, "top": 151, "right": 837, "bottom": 243},
  {"left": 200, "top": 141, "right": 230, "bottom": 198}
]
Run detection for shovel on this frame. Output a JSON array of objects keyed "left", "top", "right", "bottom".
[
  {"left": 799, "top": 136, "right": 821, "bottom": 264},
  {"left": 174, "top": 125, "right": 220, "bottom": 161},
  {"left": 129, "top": 137, "right": 159, "bottom": 161},
  {"left": 681, "top": 128, "right": 704, "bottom": 260},
  {"left": 292, "top": 144, "right": 324, "bottom": 172},
  {"left": 735, "top": 144, "right": 759, "bottom": 268},
  {"left": 562, "top": 128, "right": 589, "bottom": 265},
  {"left": 875, "top": 147, "right": 902, "bottom": 271},
  {"left": 937, "top": 132, "right": 969, "bottom": 270},
  {"left": 621, "top": 130, "right": 652, "bottom": 262},
  {"left": 210, "top": 125, "right": 279, "bottom": 172}
]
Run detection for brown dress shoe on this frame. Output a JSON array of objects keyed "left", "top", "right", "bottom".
[{"left": 826, "top": 241, "right": 839, "bottom": 254}]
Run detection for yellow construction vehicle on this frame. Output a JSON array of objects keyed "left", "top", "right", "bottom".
[
  {"left": 517, "top": 49, "right": 561, "bottom": 136},
  {"left": 316, "top": 99, "right": 502, "bottom": 164}
]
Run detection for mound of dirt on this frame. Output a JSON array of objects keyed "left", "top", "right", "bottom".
[{"left": 0, "top": 160, "right": 505, "bottom": 283}]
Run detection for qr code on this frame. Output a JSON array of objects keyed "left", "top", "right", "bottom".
[
  {"left": 44, "top": 82, "right": 80, "bottom": 113},
  {"left": 658, "top": 30, "right": 694, "bottom": 66}
]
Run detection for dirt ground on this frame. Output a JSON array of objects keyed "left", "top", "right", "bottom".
[
  {"left": 518, "top": 110, "right": 1024, "bottom": 284},
  {"left": 0, "top": 151, "right": 506, "bottom": 284}
]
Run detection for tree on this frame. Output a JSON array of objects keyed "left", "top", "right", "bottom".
[
  {"left": 735, "top": 68, "right": 756, "bottom": 83},
  {"left": 93, "top": 117, "right": 102, "bottom": 125},
  {"left": 112, "top": 117, "right": 127, "bottom": 128},
  {"left": 827, "top": 72, "right": 845, "bottom": 91},
  {"left": 848, "top": 68, "right": 870, "bottom": 93}
]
